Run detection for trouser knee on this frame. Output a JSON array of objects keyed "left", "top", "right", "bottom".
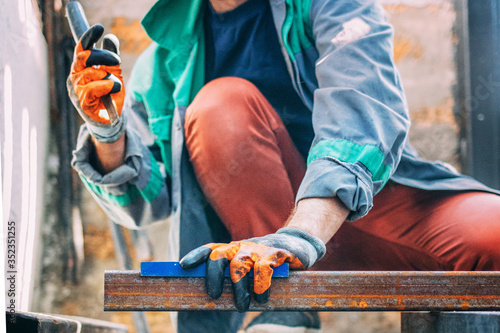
[
  {"left": 185, "top": 77, "right": 279, "bottom": 161},
  {"left": 451, "top": 194, "right": 500, "bottom": 270},
  {"left": 185, "top": 77, "right": 264, "bottom": 135}
]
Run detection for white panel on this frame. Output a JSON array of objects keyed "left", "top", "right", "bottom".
[{"left": 0, "top": 0, "right": 49, "bottom": 313}]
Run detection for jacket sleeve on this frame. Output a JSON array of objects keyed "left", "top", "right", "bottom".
[
  {"left": 296, "top": 0, "right": 411, "bottom": 221},
  {"left": 72, "top": 94, "right": 171, "bottom": 229}
]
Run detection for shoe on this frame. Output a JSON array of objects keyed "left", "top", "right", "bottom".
[{"left": 245, "top": 311, "right": 321, "bottom": 333}]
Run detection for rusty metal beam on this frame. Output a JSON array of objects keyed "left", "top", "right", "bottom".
[{"left": 104, "top": 270, "right": 500, "bottom": 312}]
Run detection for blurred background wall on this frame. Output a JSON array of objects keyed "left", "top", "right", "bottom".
[{"left": 1, "top": 0, "right": 49, "bottom": 316}]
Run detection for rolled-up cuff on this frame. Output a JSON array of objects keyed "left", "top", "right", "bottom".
[
  {"left": 296, "top": 158, "right": 374, "bottom": 221},
  {"left": 72, "top": 124, "right": 144, "bottom": 191}
]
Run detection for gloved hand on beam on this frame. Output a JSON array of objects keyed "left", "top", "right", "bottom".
[{"left": 180, "top": 227, "right": 326, "bottom": 312}]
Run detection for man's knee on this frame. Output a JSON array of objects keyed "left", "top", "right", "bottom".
[
  {"left": 185, "top": 77, "right": 260, "bottom": 129},
  {"left": 184, "top": 77, "right": 269, "bottom": 164},
  {"left": 453, "top": 193, "right": 500, "bottom": 270},
  {"left": 456, "top": 239, "right": 500, "bottom": 271},
  {"left": 184, "top": 77, "right": 274, "bottom": 159},
  {"left": 463, "top": 224, "right": 500, "bottom": 270}
]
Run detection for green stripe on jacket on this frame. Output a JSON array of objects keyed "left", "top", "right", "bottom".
[{"left": 308, "top": 139, "right": 392, "bottom": 185}]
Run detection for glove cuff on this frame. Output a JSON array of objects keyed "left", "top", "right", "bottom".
[
  {"left": 276, "top": 227, "right": 327, "bottom": 266},
  {"left": 86, "top": 112, "right": 126, "bottom": 143}
]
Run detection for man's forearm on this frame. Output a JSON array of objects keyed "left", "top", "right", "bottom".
[
  {"left": 91, "top": 134, "right": 126, "bottom": 174},
  {"left": 286, "top": 197, "right": 349, "bottom": 244}
]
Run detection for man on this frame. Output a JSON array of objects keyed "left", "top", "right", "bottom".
[{"left": 69, "top": 0, "right": 500, "bottom": 331}]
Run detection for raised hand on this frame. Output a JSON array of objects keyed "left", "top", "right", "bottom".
[{"left": 67, "top": 24, "right": 126, "bottom": 143}]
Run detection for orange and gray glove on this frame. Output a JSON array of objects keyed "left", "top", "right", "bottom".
[
  {"left": 179, "top": 227, "right": 326, "bottom": 312},
  {"left": 67, "top": 24, "right": 126, "bottom": 143}
]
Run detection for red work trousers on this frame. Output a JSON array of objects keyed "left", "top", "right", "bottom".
[{"left": 184, "top": 77, "right": 500, "bottom": 271}]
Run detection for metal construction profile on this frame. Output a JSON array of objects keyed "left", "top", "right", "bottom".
[{"left": 104, "top": 271, "right": 500, "bottom": 312}]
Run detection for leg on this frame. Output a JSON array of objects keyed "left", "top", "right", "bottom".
[
  {"left": 184, "top": 77, "right": 306, "bottom": 240},
  {"left": 313, "top": 182, "right": 500, "bottom": 271},
  {"left": 186, "top": 78, "right": 318, "bottom": 333}
]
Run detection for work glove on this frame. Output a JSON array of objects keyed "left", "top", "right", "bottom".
[
  {"left": 67, "top": 24, "right": 126, "bottom": 143},
  {"left": 180, "top": 227, "right": 326, "bottom": 312}
]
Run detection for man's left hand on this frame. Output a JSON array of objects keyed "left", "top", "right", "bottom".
[{"left": 180, "top": 227, "right": 326, "bottom": 312}]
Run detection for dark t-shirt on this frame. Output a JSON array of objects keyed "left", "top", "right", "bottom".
[{"left": 204, "top": 0, "right": 314, "bottom": 158}]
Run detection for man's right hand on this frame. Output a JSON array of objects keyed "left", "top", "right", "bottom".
[{"left": 67, "top": 24, "right": 126, "bottom": 143}]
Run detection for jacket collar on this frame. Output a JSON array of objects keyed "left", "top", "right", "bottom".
[{"left": 141, "top": 0, "right": 206, "bottom": 53}]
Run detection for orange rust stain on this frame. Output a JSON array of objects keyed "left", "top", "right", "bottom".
[
  {"left": 359, "top": 301, "right": 368, "bottom": 309},
  {"left": 297, "top": 294, "right": 498, "bottom": 300},
  {"left": 108, "top": 291, "right": 500, "bottom": 301},
  {"left": 205, "top": 302, "right": 217, "bottom": 308},
  {"left": 349, "top": 301, "right": 358, "bottom": 307},
  {"left": 397, "top": 298, "right": 406, "bottom": 311},
  {"left": 110, "top": 17, "right": 152, "bottom": 55},
  {"left": 461, "top": 301, "right": 470, "bottom": 310},
  {"left": 162, "top": 301, "right": 173, "bottom": 309},
  {"left": 393, "top": 34, "right": 424, "bottom": 63},
  {"left": 109, "top": 292, "right": 209, "bottom": 297},
  {"left": 325, "top": 301, "right": 334, "bottom": 308}
]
